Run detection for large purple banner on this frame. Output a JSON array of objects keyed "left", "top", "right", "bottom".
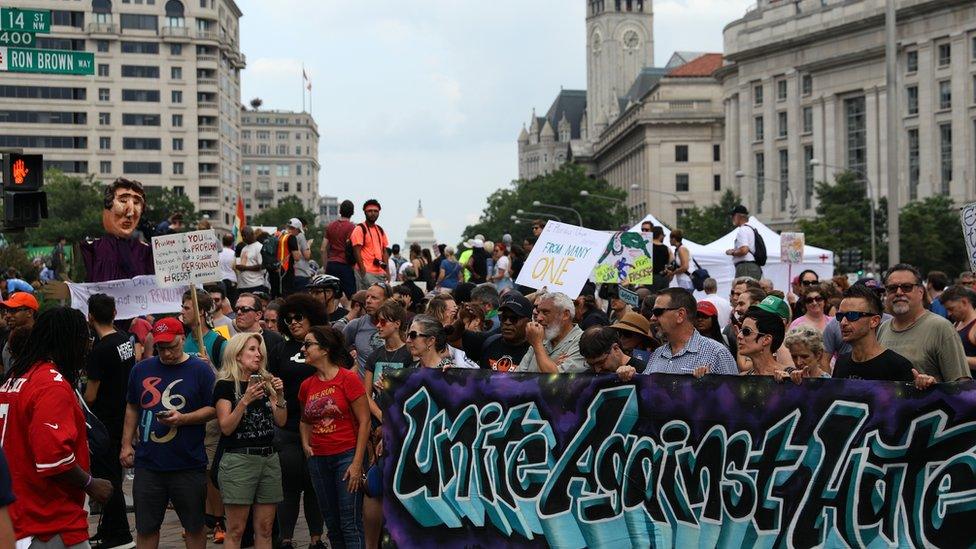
[{"left": 382, "top": 369, "right": 976, "bottom": 548}]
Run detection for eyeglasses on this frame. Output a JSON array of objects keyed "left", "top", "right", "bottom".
[
  {"left": 406, "top": 331, "right": 432, "bottom": 340},
  {"left": 300, "top": 341, "right": 319, "bottom": 349},
  {"left": 801, "top": 280, "right": 819, "bottom": 286},
  {"left": 835, "top": 311, "right": 878, "bottom": 323},
  {"left": 235, "top": 306, "right": 257, "bottom": 314},
  {"left": 284, "top": 313, "right": 305, "bottom": 324},
  {"left": 805, "top": 296, "right": 824, "bottom": 304},
  {"left": 738, "top": 326, "right": 767, "bottom": 339},
  {"left": 885, "top": 283, "right": 918, "bottom": 294},
  {"left": 651, "top": 307, "right": 680, "bottom": 317}
]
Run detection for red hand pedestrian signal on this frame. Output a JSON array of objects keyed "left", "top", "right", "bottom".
[{"left": 11, "top": 159, "right": 27, "bottom": 185}]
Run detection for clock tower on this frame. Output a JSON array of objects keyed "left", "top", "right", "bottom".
[{"left": 585, "top": 0, "right": 654, "bottom": 140}]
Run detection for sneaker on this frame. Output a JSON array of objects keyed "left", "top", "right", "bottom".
[{"left": 212, "top": 524, "right": 225, "bottom": 544}]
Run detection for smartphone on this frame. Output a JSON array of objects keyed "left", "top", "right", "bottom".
[
  {"left": 248, "top": 374, "right": 263, "bottom": 385},
  {"left": 155, "top": 410, "right": 171, "bottom": 419}
]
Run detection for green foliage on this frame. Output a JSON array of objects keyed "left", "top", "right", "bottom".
[
  {"left": 797, "top": 172, "right": 885, "bottom": 271},
  {"left": 13, "top": 170, "right": 104, "bottom": 247},
  {"left": 144, "top": 186, "right": 199, "bottom": 228},
  {"left": 675, "top": 190, "right": 740, "bottom": 243},
  {"left": 0, "top": 244, "right": 37, "bottom": 281},
  {"left": 898, "top": 195, "right": 967, "bottom": 276},
  {"left": 462, "top": 165, "right": 628, "bottom": 245},
  {"left": 250, "top": 196, "right": 323, "bottom": 243}
]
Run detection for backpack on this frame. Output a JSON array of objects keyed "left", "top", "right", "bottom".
[
  {"left": 261, "top": 233, "right": 280, "bottom": 272},
  {"left": 691, "top": 258, "right": 710, "bottom": 292},
  {"left": 745, "top": 225, "right": 768, "bottom": 267},
  {"left": 345, "top": 223, "right": 386, "bottom": 265}
]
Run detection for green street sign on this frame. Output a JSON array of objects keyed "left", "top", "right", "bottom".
[
  {"left": 0, "top": 47, "right": 94, "bottom": 75},
  {"left": 0, "top": 31, "right": 34, "bottom": 47},
  {"left": 0, "top": 8, "right": 50, "bottom": 33}
]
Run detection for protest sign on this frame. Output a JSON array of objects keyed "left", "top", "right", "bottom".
[
  {"left": 593, "top": 231, "right": 654, "bottom": 285},
  {"left": 780, "top": 232, "right": 804, "bottom": 264},
  {"left": 618, "top": 286, "right": 639, "bottom": 308},
  {"left": 151, "top": 229, "right": 221, "bottom": 288},
  {"left": 383, "top": 369, "right": 976, "bottom": 548},
  {"left": 514, "top": 221, "right": 611, "bottom": 298},
  {"left": 961, "top": 202, "right": 976, "bottom": 271},
  {"left": 68, "top": 276, "right": 184, "bottom": 320}
]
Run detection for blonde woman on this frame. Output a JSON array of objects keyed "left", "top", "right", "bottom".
[{"left": 214, "top": 333, "right": 286, "bottom": 549}]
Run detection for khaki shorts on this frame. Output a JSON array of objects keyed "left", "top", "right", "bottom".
[
  {"left": 205, "top": 419, "right": 220, "bottom": 468},
  {"left": 218, "top": 452, "right": 283, "bottom": 505}
]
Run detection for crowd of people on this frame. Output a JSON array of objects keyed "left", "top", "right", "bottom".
[{"left": 0, "top": 199, "right": 972, "bottom": 548}]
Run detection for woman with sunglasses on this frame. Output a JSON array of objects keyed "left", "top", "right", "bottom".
[
  {"left": 737, "top": 308, "right": 788, "bottom": 376},
  {"left": 406, "top": 315, "right": 479, "bottom": 369},
  {"left": 789, "top": 283, "right": 829, "bottom": 333},
  {"left": 299, "top": 326, "right": 370, "bottom": 549},
  {"left": 269, "top": 294, "right": 329, "bottom": 549}
]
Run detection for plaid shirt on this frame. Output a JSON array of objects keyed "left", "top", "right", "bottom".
[{"left": 645, "top": 330, "right": 738, "bottom": 375}]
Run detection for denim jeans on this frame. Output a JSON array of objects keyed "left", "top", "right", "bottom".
[{"left": 308, "top": 449, "right": 363, "bottom": 549}]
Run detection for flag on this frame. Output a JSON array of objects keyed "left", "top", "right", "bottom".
[{"left": 233, "top": 194, "right": 245, "bottom": 244}]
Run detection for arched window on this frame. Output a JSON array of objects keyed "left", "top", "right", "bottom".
[
  {"left": 92, "top": 0, "right": 112, "bottom": 13},
  {"left": 165, "top": 0, "right": 185, "bottom": 27}
]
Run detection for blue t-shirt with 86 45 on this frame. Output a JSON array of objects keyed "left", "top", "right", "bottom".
[{"left": 126, "top": 355, "right": 215, "bottom": 471}]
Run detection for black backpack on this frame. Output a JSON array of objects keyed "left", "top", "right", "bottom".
[
  {"left": 746, "top": 225, "right": 768, "bottom": 267},
  {"left": 345, "top": 223, "right": 385, "bottom": 265}
]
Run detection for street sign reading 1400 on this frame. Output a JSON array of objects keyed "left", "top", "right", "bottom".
[
  {"left": 0, "top": 8, "right": 49, "bottom": 33},
  {"left": 0, "top": 47, "right": 94, "bottom": 75}
]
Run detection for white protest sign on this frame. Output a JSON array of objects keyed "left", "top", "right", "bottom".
[
  {"left": 151, "top": 229, "right": 222, "bottom": 288},
  {"left": 69, "top": 276, "right": 186, "bottom": 320},
  {"left": 961, "top": 202, "right": 976, "bottom": 271},
  {"left": 515, "top": 221, "right": 612, "bottom": 298},
  {"left": 780, "top": 232, "right": 805, "bottom": 264}
]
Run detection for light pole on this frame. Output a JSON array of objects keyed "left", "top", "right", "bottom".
[
  {"left": 885, "top": 0, "right": 900, "bottom": 265},
  {"left": 810, "top": 159, "right": 876, "bottom": 274},
  {"left": 579, "top": 190, "right": 624, "bottom": 203},
  {"left": 532, "top": 200, "right": 583, "bottom": 226},
  {"left": 516, "top": 209, "right": 561, "bottom": 222},
  {"left": 735, "top": 170, "right": 798, "bottom": 221}
]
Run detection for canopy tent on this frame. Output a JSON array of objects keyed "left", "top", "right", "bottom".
[{"left": 702, "top": 217, "right": 835, "bottom": 295}]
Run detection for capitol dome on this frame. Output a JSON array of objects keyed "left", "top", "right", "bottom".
[{"left": 405, "top": 200, "right": 437, "bottom": 252}]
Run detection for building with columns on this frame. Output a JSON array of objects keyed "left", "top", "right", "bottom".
[{"left": 720, "top": 0, "right": 976, "bottom": 229}]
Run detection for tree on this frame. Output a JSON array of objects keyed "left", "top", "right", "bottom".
[
  {"left": 143, "top": 186, "right": 199, "bottom": 229},
  {"left": 462, "top": 165, "right": 628, "bottom": 245},
  {"left": 675, "top": 190, "right": 740, "bottom": 243},
  {"left": 797, "top": 172, "right": 885, "bottom": 271},
  {"left": 250, "top": 196, "right": 323, "bottom": 243},
  {"left": 899, "top": 195, "right": 967, "bottom": 276}
]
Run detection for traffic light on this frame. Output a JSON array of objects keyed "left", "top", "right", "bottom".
[{"left": 1, "top": 151, "right": 47, "bottom": 231}]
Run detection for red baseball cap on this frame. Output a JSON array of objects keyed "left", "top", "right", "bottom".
[
  {"left": 152, "top": 317, "right": 185, "bottom": 345},
  {"left": 0, "top": 292, "right": 38, "bottom": 311},
  {"left": 696, "top": 301, "right": 718, "bottom": 318}
]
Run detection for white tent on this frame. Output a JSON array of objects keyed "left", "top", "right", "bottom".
[{"left": 702, "top": 217, "right": 835, "bottom": 295}]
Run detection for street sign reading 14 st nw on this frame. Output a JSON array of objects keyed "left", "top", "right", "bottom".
[
  {"left": 0, "top": 8, "right": 49, "bottom": 33},
  {"left": 0, "top": 47, "right": 94, "bottom": 75}
]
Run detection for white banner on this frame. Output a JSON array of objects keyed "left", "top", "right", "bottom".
[
  {"left": 152, "top": 229, "right": 221, "bottom": 288},
  {"left": 68, "top": 276, "right": 185, "bottom": 320},
  {"left": 514, "top": 221, "right": 612, "bottom": 298},
  {"left": 962, "top": 202, "right": 976, "bottom": 272}
]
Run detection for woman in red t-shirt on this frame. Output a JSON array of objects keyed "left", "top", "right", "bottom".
[{"left": 298, "top": 325, "right": 370, "bottom": 549}]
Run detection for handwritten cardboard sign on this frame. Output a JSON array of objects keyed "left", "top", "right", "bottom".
[
  {"left": 780, "top": 232, "right": 805, "bottom": 264},
  {"left": 962, "top": 202, "right": 976, "bottom": 271},
  {"left": 151, "top": 229, "right": 222, "bottom": 288},
  {"left": 594, "top": 232, "right": 654, "bottom": 285},
  {"left": 68, "top": 275, "right": 186, "bottom": 320},
  {"left": 514, "top": 221, "right": 611, "bottom": 298}
]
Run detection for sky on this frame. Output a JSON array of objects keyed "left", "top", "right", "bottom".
[{"left": 238, "top": 0, "right": 756, "bottom": 247}]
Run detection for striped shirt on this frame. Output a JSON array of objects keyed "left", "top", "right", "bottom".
[{"left": 645, "top": 330, "right": 738, "bottom": 375}]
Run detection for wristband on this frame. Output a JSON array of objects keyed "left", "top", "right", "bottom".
[{"left": 85, "top": 474, "right": 93, "bottom": 488}]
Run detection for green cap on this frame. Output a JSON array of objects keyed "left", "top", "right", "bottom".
[{"left": 756, "top": 295, "right": 790, "bottom": 320}]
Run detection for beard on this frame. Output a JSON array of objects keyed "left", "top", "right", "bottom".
[
  {"left": 891, "top": 300, "right": 910, "bottom": 315},
  {"left": 544, "top": 321, "right": 562, "bottom": 343}
]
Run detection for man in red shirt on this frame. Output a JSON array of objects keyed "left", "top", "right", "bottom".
[
  {"left": 321, "top": 199, "right": 357, "bottom": 302},
  {"left": 350, "top": 199, "right": 390, "bottom": 291},
  {"left": 0, "top": 307, "right": 113, "bottom": 547}
]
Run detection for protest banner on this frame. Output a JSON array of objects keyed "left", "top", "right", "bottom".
[
  {"left": 593, "top": 232, "right": 654, "bottom": 285},
  {"left": 515, "top": 221, "right": 611, "bottom": 298},
  {"left": 383, "top": 369, "right": 976, "bottom": 548},
  {"left": 68, "top": 275, "right": 184, "bottom": 320},
  {"left": 152, "top": 229, "right": 221, "bottom": 358},
  {"left": 961, "top": 202, "right": 976, "bottom": 271},
  {"left": 780, "top": 232, "right": 804, "bottom": 264},
  {"left": 618, "top": 286, "right": 639, "bottom": 308}
]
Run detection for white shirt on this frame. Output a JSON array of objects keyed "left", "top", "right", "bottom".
[
  {"left": 494, "top": 255, "right": 511, "bottom": 278},
  {"left": 702, "top": 294, "right": 733, "bottom": 330},
  {"left": 237, "top": 241, "right": 266, "bottom": 288},
  {"left": 219, "top": 247, "right": 236, "bottom": 282},
  {"left": 733, "top": 225, "right": 756, "bottom": 263}
]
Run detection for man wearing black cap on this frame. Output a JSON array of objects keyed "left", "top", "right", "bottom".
[
  {"left": 726, "top": 205, "right": 762, "bottom": 280},
  {"left": 452, "top": 292, "right": 532, "bottom": 371}
]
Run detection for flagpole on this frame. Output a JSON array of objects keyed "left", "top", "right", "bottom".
[{"left": 301, "top": 64, "right": 306, "bottom": 113}]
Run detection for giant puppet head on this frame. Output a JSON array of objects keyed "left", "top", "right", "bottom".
[{"left": 102, "top": 178, "right": 146, "bottom": 239}]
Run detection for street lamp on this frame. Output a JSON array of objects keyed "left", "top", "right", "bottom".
[
  {"left": 735, "top": 170, "right": 798, "bottom": 221},
  {"left": 516, "top": 209, "right": 561, "bottom": 222},
  {"left": 579, "top": 190, "right": 624, "bottom": 203},
  {"left": 532, "top": 200, "right": 583, "bottom": 226},
  {"left": 810, "top": 158, "right": 876, "bottom": 274}
]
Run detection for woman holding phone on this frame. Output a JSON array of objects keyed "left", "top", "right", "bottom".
[{"left": 214, "top": 333, "right": 286, "bottom": 549}]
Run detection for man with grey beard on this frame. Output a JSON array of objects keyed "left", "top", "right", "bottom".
[
  {"left": 514, "top": 291, "right": 586, "bottom": 373},
  {"left": 877, "top": 264, "right": 970, "bottom": 382}
]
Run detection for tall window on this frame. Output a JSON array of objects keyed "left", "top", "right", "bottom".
[
  {"left": 938, "top": 43, "right": 951, "bottom": 67},
  {"left": 754, "top": 84, "right": 763, "bottom": 106},
  {"left": 939, "top": 80, "right": 952, "bottom": 110},
  {"left": 713, "top": 144, "right": 721, "bottom": 162},
  {"left": 802, "top": 107, "right": 813, "bottom": 134},
  {"left": 906, "top": 50, "right": 918, "bottom": 73},
  {"left": 845, "top": 96, "right": 867, "bottom": 177},
  {"left": 676, "top": 174, "right": 689, "bottom": 192},
  {"left": 779, "top": 149, "right": 789, "bottom": 211},
  {"left": 907, "top": 85, "right": 918, "bottom": 115},
  {"left": 754, "top": 116, "right": 764, "bottom": 141},
  {"left": 755, "top": 153, "right": 765, "bottom": 214},
  {"left": 777, "top": 79, "right": 787, "bottom": 101},
  {"left": 713, "top": 174, "right": 721, "bottom": 191},
  {"left": 675, "top": 145, "right": 688, "bottom": 162},
  {"left": 801, "top": 74, "right": 812, "bottom": 96},
  {"left": 940, "top": 123, "right": 952, "bottom": 194},
  {"left": 803, "top": 145, "right": 814, "bottom": 209},
  {"left": 908, "top": 128, "right": 919, "bottom": 200},
  {"left": 777, "top": 112, "right": 788, "bottom": 138}
]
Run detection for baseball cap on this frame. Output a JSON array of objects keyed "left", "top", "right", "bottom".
[
  {"left": 0, "top": 292, "right": 38, "bottom": 311},
  {"left": 855, "top": 277, "right": 882, "bottom": 290},
  {"left": 499, "top": 292, "right": 533, "bottom": 319},
  {"left": 287, "top": 218, "right": 303, "bottom": 230},
  {"left": 755, "top": 295, "right": 790, "bottom": 320},
  {"left": 472, "top": 239, "right": 485, "bottom": 249},
  {"left": 696, "top": 301, "right": 718, "bottom": 318},
  {"left": 610, "top": 312, "right": 653, "bottom": 340},
  {"left": 731, "top": 205, "right": 749, "bottom": 216},
  {"left": 152, "top": 317, "right": 185, "bottom": 345}
]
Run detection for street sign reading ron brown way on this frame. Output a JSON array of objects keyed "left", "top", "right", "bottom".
[{"left": 0, "top": 46, "right": 94, "bottom": 75}]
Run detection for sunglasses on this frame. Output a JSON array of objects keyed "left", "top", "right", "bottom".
[
  {"left": 805, "top": 296, "right": 824, "bottom": 304},
  {"left": 499, "top": 312, "right": 523, "bottom": 324},
  {"left": 885, "top": 283, "right": 918, "bottom": 294},
  {"left": 801, "top": 280, "right": 819, "bottom": 286},
  {"left": 651, "top": 307, "right": 680, "bottom": 317},
  {"left": 284, "top": 313, "right": 305, "bottom": 324},
  {"left": 738, "top": 326, "right": 767, "bottom": 339},
  {"left": 235, "top": 306, "right": 257, "bottom": 314},
  {"left": 406, "top": 331, "right": 432, "bottom": 340},
  {"left": 300, "top": 341, "right": 319, "bottom": 349},
  {"left": 835, "top": 311, "right": 878, "bottom": 323},
  {"left": 376, "top": 317, "right": 397, "bottom": 327}
]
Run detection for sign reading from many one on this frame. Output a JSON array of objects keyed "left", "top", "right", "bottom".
[
  {"left": 514, "top": 221, "right": 611, "bottom": 298},
  {"left": 151, "top": 229, "right": 222, "bottom": 288},
  {"left": 593, "top": 231, "right": 654, "bottom": 285}
]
